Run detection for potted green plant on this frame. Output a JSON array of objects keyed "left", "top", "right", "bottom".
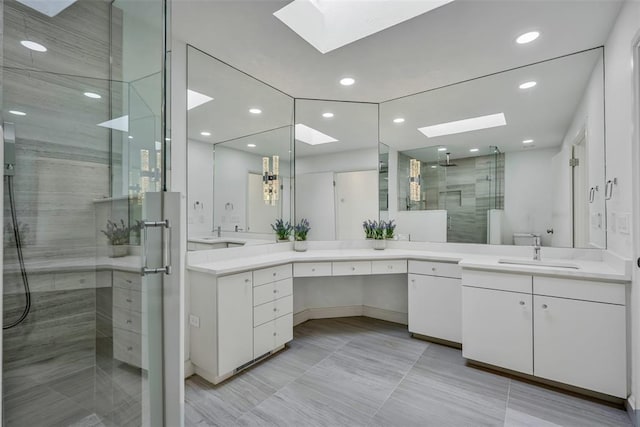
[
  {"left": 101, "top": 219, "right": 141, "bottom": 258},
  {"left": 293, "top": 218, "right": 310, "bottom": 252},
  {"left": 385, "top": 220, "right": 396, "bottom": 240},
  {"left": 363, "top": 220, "right": 376, "bottom": 239},
  {"left": 271, "top": 219, "right": 293, "bottom": 242},
  {"left": 372, "top": 221, "right": 386, "bottom": 250}
]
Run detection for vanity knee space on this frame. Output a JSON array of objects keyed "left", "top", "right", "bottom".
[{"left": 461, "top": 269, "right": 628, "bottom": 398}]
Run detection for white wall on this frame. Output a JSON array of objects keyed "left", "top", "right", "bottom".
[
  {"left": 600, "top": 0, "right": 640, "bottom": 421},
  {"left": 295, "top": 147, "right": 378, "bottom": 174},
  {"left": 187, "top": 140, "right": 214, "bottom": 236},
  {"left": 560, "top": 56, "right": 607, "bottom": 249},
  {"left": 504, "top": 149, "right": 556, "bottom": 247}
]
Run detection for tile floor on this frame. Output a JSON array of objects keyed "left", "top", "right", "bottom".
[{"left": 186, "top": 317, "right": 632, "bottom": 427}]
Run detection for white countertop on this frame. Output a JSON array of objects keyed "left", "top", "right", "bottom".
[
  {"left": 188, "top": 236, "right": 274, "bottom": 245},
  {"left": 4, "top": 255, "right": 141, "bottom": 274},
  {"left": 187, "top": 247, "right": 630, "bottom": 282}
]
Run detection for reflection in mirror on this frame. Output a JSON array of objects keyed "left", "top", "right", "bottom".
[
  {"left": 187, "top": 46, "right": 293, "bottom": 249},
  {"left": 295, "top": 100, "right": 379, "bottom": 240},
  {"left": 380, "top": 48, "right": 605, "bottom": 248}
]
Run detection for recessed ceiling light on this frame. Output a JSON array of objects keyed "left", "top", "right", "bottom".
[
  {"left": 393, "top": 118, "right": 405, "bottom": 123},
  {"left": 249, "top": 108, "right": 262, "bottom": 114},
  {"left": 9, "top": 110, "right": 26, "bottom": 116},
  {"left": 20, "top": 40, "right": 47, "bottom": 52},
  {"left": 322, "top": 112, "right": 334, "bottom": 118},
  {"left": 519, "top": 81, "right": 537, "bottom": 90},
  {"left": 522, "top": 139, "right": 534, "bottom": 144},
  {"left": 516, "top": 31, "right": 540, "bottom": 44},
  {"left": 128, "top": 136, "right": 133, "bottom": 140},
  {"left": 247, "top": 144, "right": 257, "bottom": 148},
  {"left": 431, "top": 165, "right": 437, "bottom": 169},
  {"left": 200, "top": 131, "right": 211, "bottom": 136},
  {"left": 187, "top": 89, "right": 214, "bottom": 110},
  {"left": 340, "top": 77, "right": 355, "bottom": 86},
  {"left": 418, "top": 113, "right": 507, "bottom": 138},
  {"left": 437, "top": 147, "right": 447, "bottom": 152},
  {"left": 84, "top": 92, "right": 101, "bottom": 99},
  {"left": 470, "top": 148, "right": 479, "bottom": 152},
  {"left": 295, "top": 123, "right": 339, "bottom": 145}
]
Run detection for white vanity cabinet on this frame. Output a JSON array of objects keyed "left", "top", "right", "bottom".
[
  {"left": 189, "top": 264, "right": 293, "bottom": 384},
  {"left": 408, "top": 260, "right": 462, "bottom": 343},
  {"left": 112, "top": 270, "right": 148, "bottom": 369},
  {"left": 461, "top": 269, "right": 628, "bottom": 398}
]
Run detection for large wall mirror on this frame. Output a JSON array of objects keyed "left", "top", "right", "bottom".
[
  {"left": 186, "top": 46, "right": 294, "bottom": 247},
  {"left": 380, "top": 48, "right": 605, "bottom": 248},
  {"left": 294, "top": 100, "right": 379, "bottom": 240}
]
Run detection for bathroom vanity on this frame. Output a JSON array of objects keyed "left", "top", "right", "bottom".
[{"left": 187, "top": 241, "right": 630, "bottom": 399}]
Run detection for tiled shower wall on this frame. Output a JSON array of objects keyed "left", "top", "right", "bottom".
[
  {"left": 2, "top": 0, "right": 118, "bottom": 396},
  {"left": 398, "top": 152, "right": 504, "bottom": 244}
]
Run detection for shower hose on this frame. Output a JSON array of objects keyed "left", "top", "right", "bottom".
[{"left": 4, "top": 175, "right": 31, "bottom": 329}]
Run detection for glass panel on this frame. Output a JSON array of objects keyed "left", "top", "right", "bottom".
[{"left": 2, "top": 0, "right": 169, "bottom": 425}]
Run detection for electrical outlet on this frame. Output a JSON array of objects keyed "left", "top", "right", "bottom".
[{"left": 189, "top": 315, "right": 200, "bottom": 328}]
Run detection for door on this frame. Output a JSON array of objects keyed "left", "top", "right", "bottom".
[
  {"left": 462, "top": 286, "right": 533, "bottom": 374},
  {"left": 335, "top": 170, "right": 378, "bottom": 240},
  {"left": 551, "top": 145, "right": 573, "bottom": 246},
  {"left": 409, "top": 274, "right": 462, "bottom": 343},
  {"left": 533, "top": 295, "right": 626, "bottom": 397},
  {"left": 572, "top": 134, "right": 589, "bottom": 247}
]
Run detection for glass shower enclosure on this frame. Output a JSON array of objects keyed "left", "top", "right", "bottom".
[{"left": 1, "top": 0, "right": 174, "bottom": 425}]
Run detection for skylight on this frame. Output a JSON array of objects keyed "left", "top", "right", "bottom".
[
  {"left": 274, "top": 0, "right": 454, "bottom": 54},
  {"left": 16, "top": 0, "right": 77, "bottom": 17},
  {"left": 187, "top": 89, "right": 214, "bottom": 110},
  {"left": 418, "top": 113, "right": 507, "bottom": 138},
  {"left": 295, "top": 124, "right": 338, "bottom": 145},
  {"left": 97, "top": 115, "right": 129, "bottom": 132}
]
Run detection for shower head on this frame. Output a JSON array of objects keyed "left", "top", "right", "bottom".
[{"left": 439, "top": 152, "right": 457, "bottom": 167}]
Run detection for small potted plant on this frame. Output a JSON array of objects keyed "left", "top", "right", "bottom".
[
  {"left": 372, "top": 221, "right": 386, "bottom": 250},
  {"left": 101, "top": 219, "right": 141, "bottom": 258},
  {"left": 293, "top": 218, "right": 310, "bottom": 252},
  {"left": 271, "top": 219, "right": 293, "bottom": 242},
  {"left": 363, "top": 220, "right": 376, "bottom": 239},
  {"left": 384, "top": 219, "right": 396, "bottom": 240}
]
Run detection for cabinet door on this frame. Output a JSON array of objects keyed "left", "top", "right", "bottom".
[
  {"left": 534, "top": 295, "right": 626, "bottom": 397},
  {"left": 217, "top": 274, "right": 253, "bottom": 375},
  {"left": 275, "top": 313, "right": 293, "bottom": 348},
  {"left": 408, "top": 274, "right": 461, "bottom": 343},
  {"left": 253, "top": 321, "right": 276, "bottom": 359},
  {"left": 462, "top": 286, "right": 533, "bottom": 374}
]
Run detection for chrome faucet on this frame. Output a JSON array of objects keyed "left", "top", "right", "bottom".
[
  {"left": 234, "top": 225, "right": 244, "bottom": 232},
  {"left": 216, "top": 226, "right": 221, "bottom": 237},
  {"left": 533, "top": 236, "right": 541, "bottom": 261}
]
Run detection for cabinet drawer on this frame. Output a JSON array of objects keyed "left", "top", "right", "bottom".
[
  {"left": 332, "top": 261, "right": 372, "bottom": 276},
  {"left": 533, "top": 276, "right": 625, "bottom": 305},
  {"left": 409, "top": 260, "right": 461, "bottom": 278},
  {"left": 219, "top": 271, "right": 252, "bottom": 288},
  {"left": 113, "top": 328, "right": 146, "bottom": 368},
  {"left": 253, "top": 264, "right": 292, "bottom": 286},
  {"left": 113, "top": 270, "right": 141, "bottom": 291},
  {"left": 113, "top": 287, "right": 143, "bottom": 313},
  {"left": 372, "top": 260, "right": 407, "bottom": 275},
  {"left": 253, "top": 313, "right": 294, "bottom": 359},
  {"left": 253, "top": 295, "right": 293, "bottom": 327},
  {"left": 113, "top": 306, "right": 143, "bottom": 334},
  {"left": 253, "top": 278, "right": 293, "bottom": 307},
  {"left": 462, "top": 270, "right": 531, "bottom": 294},
  {"left": 294, "top": 262, "right": 332, "bottom": 277}
]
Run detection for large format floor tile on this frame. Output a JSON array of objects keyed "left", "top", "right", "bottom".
[{"left": 186, "top": 317, "right": 632, "bottom": 427}]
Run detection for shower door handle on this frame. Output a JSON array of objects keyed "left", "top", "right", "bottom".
[{"left": 141, "top": 219, "right": 172, "bottom": 276}]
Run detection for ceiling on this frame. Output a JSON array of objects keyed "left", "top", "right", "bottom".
[{"left": 173, "top": 0, "right": 622, "bottom": 103}]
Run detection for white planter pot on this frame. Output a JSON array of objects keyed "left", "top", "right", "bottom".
[
  {"left": 294, "top": 240, "right": 308, "bottom": 252},
  {"left": 109, "top": 245, "right": 129, "bottom": 258},
  {"left": 373, "top": 239, "right": 386, "bottom": 250}
]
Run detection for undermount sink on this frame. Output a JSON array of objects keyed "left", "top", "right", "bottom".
[{"left": 498, "top": 259, "right": 580, "bottom": 270}]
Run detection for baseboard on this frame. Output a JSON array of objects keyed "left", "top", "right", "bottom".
[
  {"left": 184, "top": 359, "right": 195, "bottom": 378},
  {"left": 362, "top": 305, "right": 408, "bottom": 325},
  {"left": 293, "top": 305, "right": 408, "bottom": 326},
  {"left": 627, "top": 396, "right": 637, "bottom": 426}
]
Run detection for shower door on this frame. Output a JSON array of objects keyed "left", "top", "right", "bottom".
[{"left": 1, "top": 0, "right": 179, "bottom": 425}]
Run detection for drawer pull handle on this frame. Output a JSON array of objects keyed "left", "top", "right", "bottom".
[
  {"left": 388, "top": 265, "right": 392, "bottom": 269},
  {"left": 126, "top": 280, "right": 132, "bottom": 284},
  {"left": 519, "top": 301, "right": 525, "bottom": 306},
  {"left": 432, "top": 268, "right": 436, "bottom": 272},
  {"left": 126, "top": 320, "right": 132, "bottom": 324},
  {"left": 273, "top": 289, "right": 278, "bottom": 293},
  {"left": 126, "top": 298, "right": 132, "bottom": 303},
  {"left": 351, "top": 267, "right": 356, "bottom": 271},
  {"left": 312, "top": 268, "right": 315, "bottom": 272},
  {"left": 273, "top": 332, "right": 277, "bottom": 336},
  {"left": 542, "top": 304, "right": 548, "bottom": 310},
  {"left": 273, "top": 308, "right": 278, "bottom": 312},
  {"left": 273, "top": 273, "right": 277, "bottom": 277},
  {"left": 245, "top": 279, "right": 250, "bottom": 283},
  {"left": 127, "top": 346, "right": 133, "bottom": 351}
]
